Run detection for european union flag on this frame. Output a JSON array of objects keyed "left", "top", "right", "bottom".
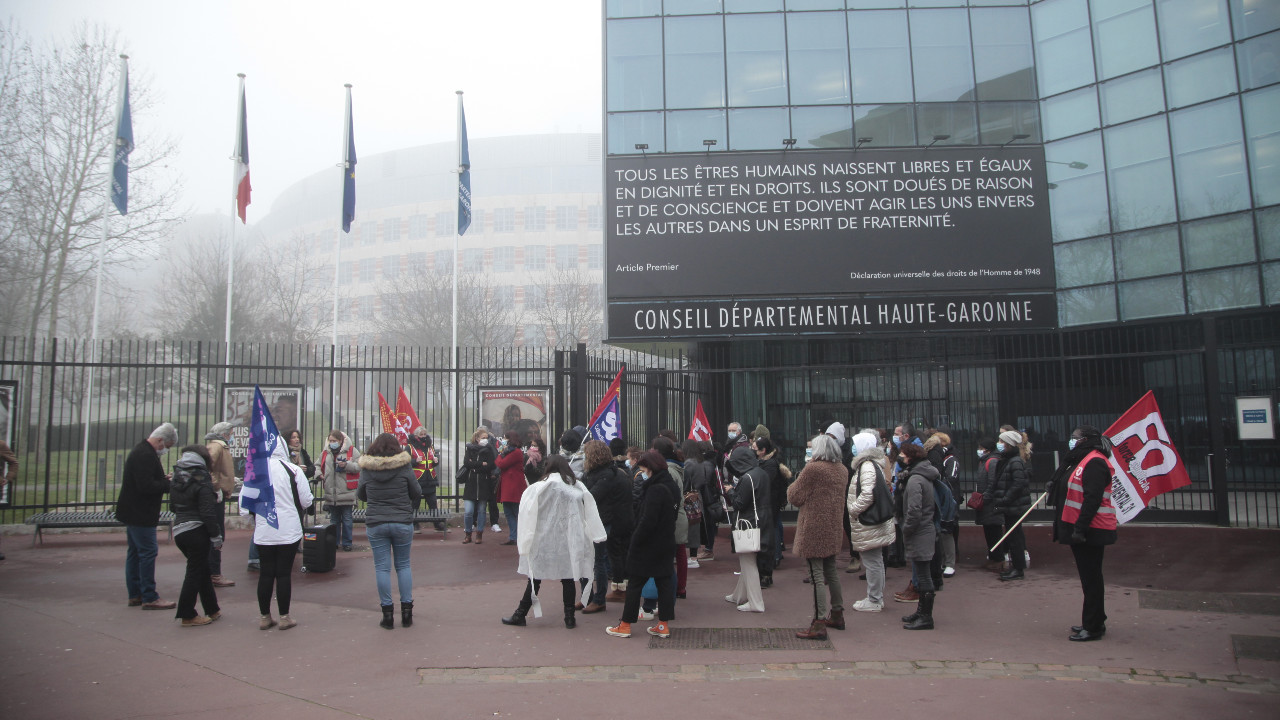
[
  {"left": 457, "top": 93, "right": 471, "bottom": 236},
  {"left": 110, "top": 58, "right": 133, "bottom": 216},
  {"left": 341, "top": 85, "right": 357, "bottom": 233},
  {"left": 239, "top": 386, "right": 282, "bottom": 528}
]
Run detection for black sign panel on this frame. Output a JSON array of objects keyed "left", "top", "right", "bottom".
[{"left": 605, "top": 146, "right": 1056, "bottom": 340}]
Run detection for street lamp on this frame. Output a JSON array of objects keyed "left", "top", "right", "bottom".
[
  {"left": 634, "top": 143, "right": 648, "bottom": 157},
  {"left": 925, "top": 134, "right": 950, "bottom": 148},
  {"left": 782, "top": 138, "right": 797, "bottom": 149},
  {"left": 1046, "top": 160, "right": 1089, "bottom": 170},
  {"left": 703, "top": 139, "right": 717, "bottom": 153},
  {"left": 856, "top": 137, "right": 873, "bottom": 149},
  {"left": 1002, "top": 133, "right": 1031, "bottom": 147}
]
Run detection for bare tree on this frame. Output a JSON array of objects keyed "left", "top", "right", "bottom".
[
  {"left": 532, "top": 267, "right": 603, "bottom": 347},
  {"left": 161, "top": 222, "right": 270, "bottom": 343},
  {"left": 374, "top": 268, "right": 516, "bottom": 347},
  {"left": 258, "top": 232, "right": 331, "bottom": 344}
]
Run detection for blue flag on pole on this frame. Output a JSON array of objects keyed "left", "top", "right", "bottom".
[
  {"left": 457, "top": 94, "right": 471, "bottom": 235},
  {"left": 239, "top": 386, "right": 282, "bottom": 528},
  {"left": 586, "top": 367, "right": 624, "bottom": 443},
  {"left": 110, "top": 58, "right": 133, "bottom": 216},
  {"left": 341, "top": 85, "right": 357, "bottom": 233}
]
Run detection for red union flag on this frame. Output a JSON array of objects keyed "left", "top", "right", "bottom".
[
  {"left": 689, "top": 399, "right": 712, "bottom": 441},
  {"left": 1105, "top": 391, "right": 1192, "bottom": 524}
]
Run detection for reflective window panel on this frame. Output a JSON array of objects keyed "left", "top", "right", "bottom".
[
  {"left": 607, "top": 111, "right": 665, "bottom": 154},
  {"left": 608, "top": 0, "right": 662, "bottom": 18},
  {"left": 726, "top": 0, "right": 784, "bottom": 10},
  {"left": 1032, "top": 0, "right": 1097, "bottom": 97},
  {"left": 792, "top": 105, "right": 856, "bottom": 147},
  {"left": 1054, "top": 236, "right": 1115, "bottom": 287},
  {"left": 916, "top": 103, "right": 978, "bottom": 145},
  {"left": 1120, "top": 275, "right": 1187, "bottom": 319},
  {"left": 667, "top": 109, "right": 728, "bottom": 152},
  {"left": 1187, "top": 266, "right": 1261, "bottom": 311},
  {"left": 607, "top": 19, "right": 664, "bottom": 111},
  {"left": 1091, "top": 0, "right": 1160, "bottom": 80},
  {"left": 1243, "top": 87, "right": 1280, "bottom": 206},
  {"left": 1156, "top": 0, "right": 1232, "bottom": 60},
  {"left": 1237, "top": 31, "right": 1280, "bottom": 91},
  {"left": 850, "top": 10, "right": 914, "bottom": 103},
  {"left": 729, "top": 107, "right": 792, "bottom": 149},
  {"left": 854, "top": 103, "right": 917, "bottom": 146},
  {"left": 1047, "top": 131, "right": 1110, "bottom": 241},
  {"left": 788, "top": 12, "right": 852, "bottom": 104},
  {"left": 665, "top": 15, "right": 726, "bottom": 109},
  {"left": 1230, "top": 0, "right": 1280, "bottom": 40},
  {"left": 1182, "top": 212, "right": 1257, "bottom": 270},
  {"left": 1115, "top": 225, "right": 1182, "bottom": 279},
  {"left": 1100, "top": 69, "right": 1165, "bottom": 126},
  {"left": 1265, "top": 261, "right": 1280, "bottom": 304},
  {"left": 1261, "top": 206, "right": 1280, "bottom": 260},
  {"left": 665, "top": 0, "right": 723, "bottom": 14},
  {"left": 978, "top": 101, "right": 1042, "bottom": 145},
  {"left": 1170, "top": 98, "right": 1250, "bottom": 220},
  {"left": 971, "top": 7, "right": 1037, "bottom": 101},
  {"left": 786, "top": 0, "right": 845, "bottom": 11},
  {"left": 910, "top": 9, "right": 975, "bottom": 102},
  {"left": 1041, "top": 86, "right": 1100, "bottom": 141},
  {"left": 1105, "top": 116, "right": 1177, "bottom": 231},
  {"left": 1165, "top": 48, "right": 1238, "bottom": 109},
  {"left": 1058, "top": 285, "right": 1118, "bottom": 326},
  {"left": 727, "top": 13, "right": 789, "bottom": 106}
]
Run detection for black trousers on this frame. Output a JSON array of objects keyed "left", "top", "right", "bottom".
[
  {"left": 622, "top": 571, "right": 675, "bottom": 623},
  {"left": 255, "top": 541, "right": 299, "bottom": 616},
  {"left": 518, "top": 578, "right": 576, "bottom": 613},
  {"left": 176, "top": 527, "right": 219, "bottom": 620},
  {"left": 606, "top": 530, "right": 630, "bottom": 583},
  {"left": 1071, "top": 543, "right": 1107, "bottom": 632},
  {"left": 1002, "top": 514, "right": 1027, "bottom": 570},
  {"left": 983, "top": 524, "right": 1004, "bottom": 561},
  {"left": 206, "top": 501, "right": 225, "bottom": 575}
]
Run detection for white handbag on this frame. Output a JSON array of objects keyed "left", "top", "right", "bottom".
[{"left": 731, "top": 473, "right": 761, "bottom": 554}]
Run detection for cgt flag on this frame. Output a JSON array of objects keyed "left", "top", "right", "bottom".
[
  {"left": 110, "top": 55, "right": 133, "bottom": 216},
  {"left": 376, "top": 391, "right": 409, "bottom": 443},
  {"left": 688, "top": 399, "right": 712, "bottom": 441},
  {"left": 586, "top": 367, "right": 624, "bottom": 443},
  {"left": 239, "top": 385, "right": 282, "bottom": 528},
  {"left": 396, "top": 387, "right": 428, "bottom": 480},
  {"left": 1105, "top": 391, "right": 1192, "bottom": 524}
]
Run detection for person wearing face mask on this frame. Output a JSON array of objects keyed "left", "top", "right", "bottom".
[
  {"left": 317, "top": 430, "right": 361, "bottom": 552},
  {"left": 1047, "top": 426, "right": 1117, "bottom": 642},
  {"left": 971, "top": 437, "right": 1005, "bottom": 572},
  {"left": 203, "top": 422, "right": 238, "bottom": 587},
  {"left": 606, "top": 450, "right": 679, "bottom": 639},
  {"left": 720, "top": 421, "right": 751, "bottom": 484},
  {"left": 117, "top": 423, "right": 179, "bottom": 610},
  {"left": 461, "top": 427, "right": 497, "bottom": 543},
  {"left": 989, "top": 429, "right": 1031, "bottom": 581}
]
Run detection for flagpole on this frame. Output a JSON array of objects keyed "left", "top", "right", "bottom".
[
  {"left": 78, "top": 53, "right": 129, "bottom": 503},
  {"left": 333, "top": 83, "right": 353, "bottom": 430},
  {"left": 991, "top": 491, "right": 1048, "bottom": 551},
  {"left": 225, "top": 73, "right": 245, "bottom": 384},
  {"left": 452, "top": 90, "right": 462, "bottom": 479}
]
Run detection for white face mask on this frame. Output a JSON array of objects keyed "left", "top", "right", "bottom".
[
  {"left": 639, "top": 470, "right": 650, "bottom": 481},
  {"left": 804, "top": 448, "right": 814, "bottom": 463},
  {"left": 996, "top": 442, "right": 1007, "bottom": 453},
  {"left": 976, "top": 450, "right": 984, "bottom": 458},
  {"left": 329, "top": 441, "right": 341, "bottom": 450},
  {"left": 1068, "top": 438, "right": 1079, "bottom": 450},
  {"left": 159, "top": 446, "right": 171, "bottom": 456},
  {"left": 727, "top": 431, "right": 739, "bottom": 441},
  {"left": 625, "top": 459, "right": 633, "bottom": 469},
  {"left": 479, "top": 438, "right": 489, "bottom": 446}
]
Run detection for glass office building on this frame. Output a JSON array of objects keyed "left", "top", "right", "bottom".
[
  {"left": 604, "top": 0, "right": 1280, "bottom": 526},
  {"left": 605, "top": 0, "right": 1279, "bottom": 327}
]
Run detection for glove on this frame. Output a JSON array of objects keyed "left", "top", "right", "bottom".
[
  {"left": 211, "top": 536, "right": 224, "bottom": 549},
  {"left": 1070, "top": 528, "right": 1087, "bottom": 544}
]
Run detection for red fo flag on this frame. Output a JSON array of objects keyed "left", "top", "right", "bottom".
[
  {"left": 688, "top": 399, "right": 712, "bottom": 441},
  {"left": 1104, "top": 391, "right": 1192, "bottom": 523}
]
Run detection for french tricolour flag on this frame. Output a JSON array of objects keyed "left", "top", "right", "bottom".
[{"left": 233, "top": 75, "right": 251, "bottom": 223}]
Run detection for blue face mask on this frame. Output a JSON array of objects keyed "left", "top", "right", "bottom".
[
  {"left": 804, "top": 448, "right": 814, "bottom": 462},
  {"left": 625, "top": 459, "right": 633, "bottom": 469},
  {"left": 892, "top": 437, "right": 902, "bottom": 448},
  {"left": 996, "top": 442, "right": 1007, "bottom": 453},
  {"left": 1068, "top": 438, "right": 1079, "bottom": 450},
  {"left": 640, "top": 470, "right": 650, "bottom": 481},
  {"left": 329, "top": 441, "right": 341, "bottom": 451}
]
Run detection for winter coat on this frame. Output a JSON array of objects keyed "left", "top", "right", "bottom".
[
  {"left": 924, "top": 435, "right": 959, "bottom": 499},
  {"left": 626, "top": 467, "right": 679, "bottom": 579},
  {"left": 990, "top": 450, "right": 1032, "bottom": 517},
  {"left": 1050, "top": 450, "right": 1118, "bottom": 547},
  {"left": 516, "top": 472, "right": 607, "bottom": 617},
  {"left": 665, "top": 459, "right": 692, "bottom": 544},
  {"left": 898, "top": 459, "right": 938, "bottom": 561},
  {"left": 973, "top": 452, "right": 1003, "bottom": 526},
  {"left": 462, "top": 441, "right": 497, "bottom": 502},
  {"left": 727, "top": 447, "right": 773, "bottom": 551},
  {"left": 206, "top": 438, "right": 237, "bottom": 497},
  {"left": 758, "top": 451, "right": 789, "bottom": 514},
  {"left": 495, "top": 446, "right": 528, "bottom": 504},
  {"left": 356, "top": 451, "right": 421, "bottom": 526},
  {"left": 847, "top": 449, "right": 895, "bottom": 552},
  {"left": 317, "top": 433, "right": 362, "bottom": 507},
  {"left": 583, "top": 464, "right": 634, "bottom": 533},
  {"left": 560, "top": 447, "right": 585, "bottom": 478},
  {"left": 248, "top": 442, "right": 313, "bottom": 546},
  {"left": 168, "top": 452, "right": 220, "bottom": 538},
  {"left": 116, "top": 440, "right": 171, "bottom": 527},
  {"left": 786, "top": 458, "right": 846, "bottom": 559},
  {"left": 406, "top": 435, "right": 437, "bottom": 491},
  {"left": 523, "top": 445, "right": 544, "bottom": 486}
]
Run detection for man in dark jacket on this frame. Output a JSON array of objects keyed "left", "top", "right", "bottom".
[{"left": 117, "top": 423, "right": 178, "bottom": 609}]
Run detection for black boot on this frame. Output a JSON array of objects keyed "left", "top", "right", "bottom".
[
  {"left": 999, "top": 568, "right": 1025, "bottom": 582},
  {"left": 564, "top": 606, "right": 576, "bottom": 629},
  {"left": 904, "top": 592, "right": 935, "bottom": 630},
  {"left": 501, "top": 607, "right": 528, "bottom": 626},
  {"left": 401, "top": 601, "right": 414, "bottom": 628},
  {"left": 380, "top": 604, "right": 395, "bottom": 629}
]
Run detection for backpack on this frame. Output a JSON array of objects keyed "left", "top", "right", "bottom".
[{"left": 932, "top": 474, "right": 958, "bottom": 527}]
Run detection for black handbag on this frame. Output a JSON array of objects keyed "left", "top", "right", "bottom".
[{"left": 858, "top": 464, "right": 894, "bottom": 526}]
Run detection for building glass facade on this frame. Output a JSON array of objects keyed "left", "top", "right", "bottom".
[{"left": 605, "top": 0, "right": 1279, "bottom": 328}]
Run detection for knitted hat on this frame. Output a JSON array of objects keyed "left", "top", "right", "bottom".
[
  {"left": 999, "top": 430, "right": 1022, "bottom": 447},
  {"left": 752, "top": 424, "right": 770, "bottom": 441}
]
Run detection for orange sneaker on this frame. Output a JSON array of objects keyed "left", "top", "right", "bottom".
[
  {"left": 647, "top": 621, "right": 671, "bottom": 638},
  {"left": 605, "top": 621, "right": 632, "bottom": 638}
]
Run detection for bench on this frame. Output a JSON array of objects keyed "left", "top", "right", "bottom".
[
  {"left": 350, "top": 508, "right": 452, "bottom": 535},
  {"left": 25, "top": 511, "right": 176, "bottom": 546}
]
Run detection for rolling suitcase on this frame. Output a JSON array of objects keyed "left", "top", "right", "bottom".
[{"left": 300, "top": 523, "right": 337, "bottom": 573}]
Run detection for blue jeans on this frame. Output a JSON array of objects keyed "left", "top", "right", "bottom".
[
  {"left": 125, "top": 525, "right": 159, "bottom": 602},
  {"left": 503, "top": 502, "right": 520, "bottom": 542},
  {"left": 329, "top": 505, "right": 354, "bottom": 548},
  {"left": 463, "top": 500, "right": 486, "bottom": 533},
  {"left": 367, "top": 522, "right": 414, "bottom": 606}
]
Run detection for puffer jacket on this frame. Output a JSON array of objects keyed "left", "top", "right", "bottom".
[
  {"left": 973, "top": 452, "right": 1003, "bottom": 526},
  {"left": 462, "top": 441, "right": 497, "bottom": 501},
  {"left": 787, "top": 458, "right": 846, "bottom": 558},
  {"left": 356, "top": 451, "right": 421, "bottom": 526},
  {"left": 583, "top": 463, "right": 634, "bottom": 533},
  {"left": 626, "top": 467, "right": 679, "bottom": 579},
  {"left": 316, "top": 432, "right": 362, "bottom": 506},
  {"left": 727, "top": 447, "right": 773, "bottom": 550},
  {"left": 847, "top": 450, "right": 895, "bottom": 552},
  {"left": 168, "top": 452, "right": 220, "bottom": 538},
  {"left": 495, "top": 445, "right": 527, "bottom": 504},
  {"left": 898, "top": 459, "right": 938, "bottom": 561},
  {"left": 990, "top": 450, "right": 1032, "bottom": 517}
]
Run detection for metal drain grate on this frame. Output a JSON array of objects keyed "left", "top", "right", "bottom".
[
  {"left": 649, "top": 627, "right": 834, "bottom": 650},
  {"left": 1232, "top": 635, "right": 1280, "bottom": 662}
]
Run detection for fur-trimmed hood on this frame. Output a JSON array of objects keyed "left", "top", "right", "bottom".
[
  {"left": 922, "top": 432, "right": 951, "bottom": 453},
  {"left": 358, "top": 451, "right": 412, "bottom": 472}
]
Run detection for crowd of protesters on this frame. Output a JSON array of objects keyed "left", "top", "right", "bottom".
[{"left": 116, "top": 415, "right": 1116, "bottom": 643}]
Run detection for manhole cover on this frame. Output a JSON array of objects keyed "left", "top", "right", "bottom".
[
  {"left": 649, "top": 627, "right": 834, "bottom": 650},
  {"left": 1140, "top": 590, "right": 1280, "bottom": 616},
  {"left": 1232, "top": 635, "right": 1280, "bottom": 661}
]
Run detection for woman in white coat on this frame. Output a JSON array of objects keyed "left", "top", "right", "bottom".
[
  {"left": 248, "top": 441, "right": 312, "bottom": 630},
  {"left": 500, "top": 454, "right": 606, "bottom": 629},
  {"left": 847, "top": 431, "right": 896, "bottom": 612}
]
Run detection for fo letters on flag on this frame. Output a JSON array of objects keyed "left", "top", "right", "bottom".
[{"left": 1104, "top": 391, "right": 1191, "bottom": 524}]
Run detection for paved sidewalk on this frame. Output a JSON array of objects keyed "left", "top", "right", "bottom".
[{"left": 0, "top": 524, "right": 1277, "bottom": 719}]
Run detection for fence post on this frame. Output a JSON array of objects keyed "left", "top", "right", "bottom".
[
  {"left": 1203, "top": 317, "right": 1231, "bottom": 526},
  {"left": 42, "top": 338, "right": 57, "bottom": 513},
  {"left": 572, "top": 343, "right": 587, "bottom": 428},
  {"left": 645, "top": 368, "right": 661, "bottom": 444}
]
